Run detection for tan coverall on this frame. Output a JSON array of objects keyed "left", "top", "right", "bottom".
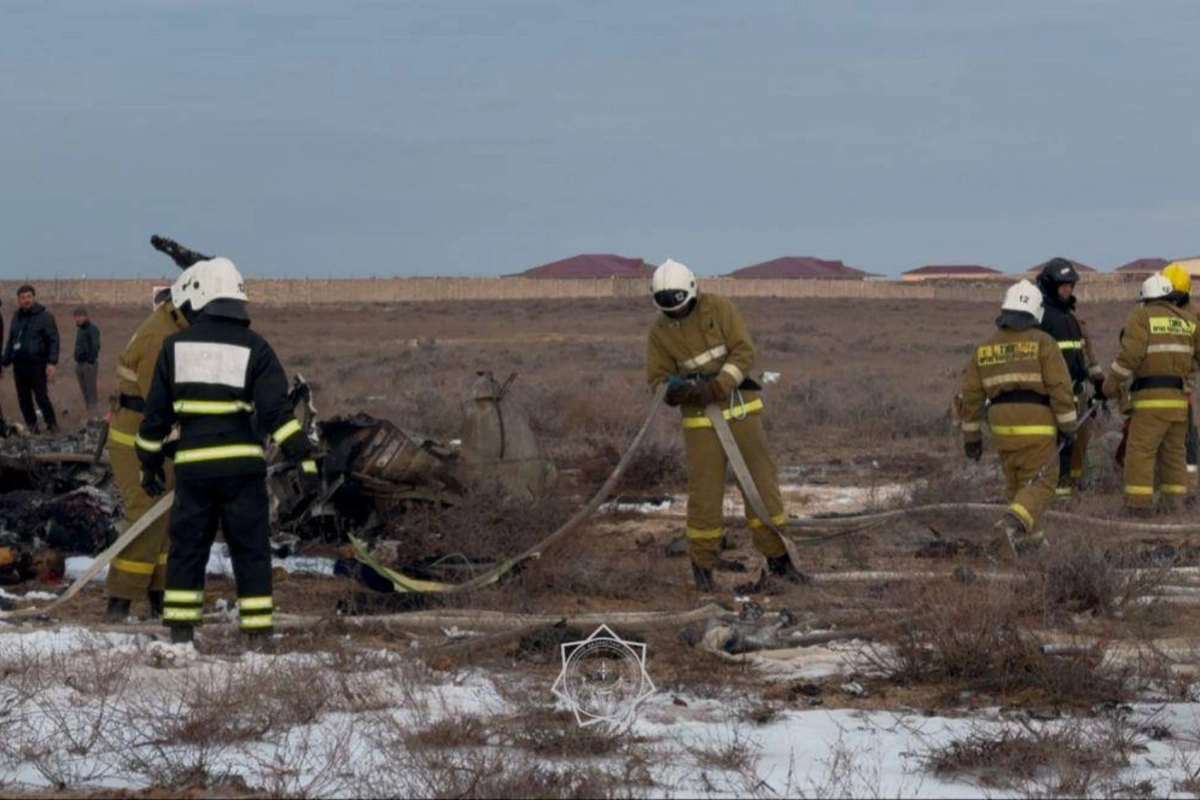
[
  {"left": 104, "top": 301, "right": 187, "bottom": 600},
  {"left": 1102, "top": 299, "right": 1200, "bottom": 509},
  {"left": 646, "top": 293, "right": 786, "bottom": 570},
  {"left": 961, "top": 326, "right": 1078, "bottom": 532}
]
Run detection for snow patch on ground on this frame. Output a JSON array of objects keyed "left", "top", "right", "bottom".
[{"left": 63, "top": 547, "right": 337, "bottom": 583}]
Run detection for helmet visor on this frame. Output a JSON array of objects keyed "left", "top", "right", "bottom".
[{"left": 653, "top": 289, "right": 690, "bottom": 310}]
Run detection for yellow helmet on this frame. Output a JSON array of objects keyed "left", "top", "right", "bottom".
[{"left": 1163, "top": 262, "right": 1191, "bottom": 295}]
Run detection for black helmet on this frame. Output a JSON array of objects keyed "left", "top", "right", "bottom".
[{"left": 1036, "top": 257, "right": 1079, "bottom": 293}]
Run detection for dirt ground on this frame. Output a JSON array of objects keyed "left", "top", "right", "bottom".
[{"left": 6, "top": 297, "right": 1198, "bottom": 682}]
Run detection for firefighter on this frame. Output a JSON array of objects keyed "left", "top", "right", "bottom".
[
  {"left": 645, "top": 258, "right": 802, "bottom": 591},
  {"left": 1103, "top": 273, "right": 1200, "bottom": 514},
  {"left": 1034, "top": 258, "right": 1105, "bottom": 498},
  {"left": 136, "top": 258, "right": 318, "bottom": 644},
  {"left": 961, "top": 280, "right": 1078, "bottom": 554},
  {"left": 1162, "top": 262, "right": 1200, "bottom": 487},
  {"left": 103, "top": 272, "right": 194, "bottom": 621}
]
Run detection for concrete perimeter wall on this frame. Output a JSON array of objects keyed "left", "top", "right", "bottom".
[{"left": 0, "top": 274, "right": 1146, "bottom": 307}]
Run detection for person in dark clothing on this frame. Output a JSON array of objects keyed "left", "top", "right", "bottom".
[
  {"left": 73, "top": 306, "right": 101, "bottom": 412},
  {"left": 136, "top": 258, "right": 318, "bottom": 646},
  {"left": 1035, "top": 258, "right": 1105, "bottom": 498},
  {"left": 1, "top": 285, "right": 60, "bottom": 434}
]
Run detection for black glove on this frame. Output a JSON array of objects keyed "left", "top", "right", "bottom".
[
  {"left": 140, "top": 462, "right": 166, "bottom": 497},
  {"left": 963, "top": 440, "right": 982, "bottom": 461},
  {"left": 296, "top": 459, "right": 322, "bottom": 498},
  {"left": 665, "top": 378, "right": 692, "bottom": 407}
]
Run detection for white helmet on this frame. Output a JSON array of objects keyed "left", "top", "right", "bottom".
[
  {"left": 651, "top": 258, "right": 697, "bottom": 312},
  {"left": 1140, "top": 273, "right": 1173, "bottom": 301},
  {"left": 1000, "top": 279, "right": 1044, "bottom": 323},
  {"left": 168, "top": 263, "right": 200, "bottom": 311},
  {"left": 174, "top": 257, "right": 248, "bottom": 313}
]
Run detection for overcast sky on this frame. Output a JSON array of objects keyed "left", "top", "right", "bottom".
[{"left": 2, "top": 0, "right": 1197, "bottom": 278}]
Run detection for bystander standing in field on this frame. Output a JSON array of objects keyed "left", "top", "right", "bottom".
[
  {"left": 72, "top": 306, "right": 101, "bottom": 413},
  {"left": 1, "top": 285, "right": 60, "bottom": 434},
  {"left": 961, "top": 280, "right": 1077, "bottom": 556}
]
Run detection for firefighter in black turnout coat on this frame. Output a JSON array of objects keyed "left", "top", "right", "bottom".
[
  {"left": 1036, "top": 258, "right": 1105, "bottom": 497},
  {"left": 136, "top": 258, "right": 318, "bottom": 644}
]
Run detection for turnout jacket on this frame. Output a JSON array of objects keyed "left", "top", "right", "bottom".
[
  {"left": 960, "top": 325, "right": 1078, "bottom": 444},
  {"left": 2, "top": 303, "right": 59, "bottom": 365},
  {"left": 1102, "top": 299, "right": 1200, "bottom": 423},
  {"left": 1038, "top": 292, "right": 1102, "bottom": 391},
  {"left": 646, "top": 293, "right": 761, "bottom": 429},
  {"left": 136, "top": 312, "right": 312, "bottom": 479},
  {"left": 108, "top": 302, "right": 188, "bottom": 449}
]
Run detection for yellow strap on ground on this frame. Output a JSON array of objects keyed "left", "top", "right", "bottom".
[
  {"left": 108, "top": 429, "right": 137, "bottom": 447},
  {"left": 112, "top": 558, "right": 156, "bottom": 575},
  {"left": 272, "top": 419, "right": 302, "bottom": 444},
  {"left": 350, "top": 535, "right": 506, "bottom": 594},
  {"left": 173, "top": 399, "right": 254, "bottom": 415},
  {"left": 682, "top": 399, "right": 764, "bottom": 428},
  {"left": 1132, "top": 399, "right": 1189, "bottom": 409},
  {"left": 989, "top": 425, "right": 1056, "bottom": 436},
  {"left": 175, "top": 444, "right": 265, "bottom": 464}
]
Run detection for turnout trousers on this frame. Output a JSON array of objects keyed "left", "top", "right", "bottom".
[
  {"left": 105, "top": 434, "right": 172, "bottom": 600},
  {"left": 12, "top": 361, "right": 57, "bottom": 430},
  {"left": 682, "top": 412, "right": 787, "bottom": 570},
  {"left": 995, "top": 434, "right": 1058, "bottom": 531},
  {"left": 1123, "top": 409, "right": 1189, "bottom": 509},
  {"left": 163, "top": 475, "right": 274, "bottom": 632},
  {"left": 1058, "top": 413, "right": 1093, "bottom": 497}
]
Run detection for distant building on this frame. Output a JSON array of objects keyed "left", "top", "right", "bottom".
[
  {"left": 901, "top": 265, "right": 1002, "bottom": 281},
  {"left": 1027, "top": 258, "right": 1097, "bottom": 275},
  {"left": 1167, "top": 256, "right": 1200, "bottom": 276},
  {"left": 727, "top": 256, "right": 874, "bottom": 280},
  {"left": 1113, "top": 258, "right": 1169, "bottom": 277},
  {"left": 509, "top": 253, "right": 655, "bottom": 279}
]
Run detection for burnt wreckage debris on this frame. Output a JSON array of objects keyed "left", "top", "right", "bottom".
[{"left": 0, "top": 372, "right": 557, "bottom": 593}]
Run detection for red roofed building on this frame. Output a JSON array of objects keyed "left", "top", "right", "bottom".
[
  {"left": 1027, "top": 258, "right": 1096, "bottom": 275},
  {"left": 902, "top": 265, "right": 1002, "bottom": 281},
  {"left": 727, "top": 256, "right": 872, "bottom": 280},
  {"left": 510, "top": 253, "right": 654, "bottom": 279},
  {"left": 1114, "top": 258, "right": 1170, "bottom": 276}
]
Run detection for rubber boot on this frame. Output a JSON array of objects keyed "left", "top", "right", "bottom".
[
  {"left": 691, "top": 563, "right": 716, "bottom": 593},
  {"left": 105, "top": 597, "right": 131, "bottom": 623},
  {"left": 766, "top": 554, "right": 810, "bottom": 585},
  {"left": 147, "top": 591, "right": 164, "bottom": 619},
  {"left": 169, "top": 625, "right": 195, "bottom": 645}
]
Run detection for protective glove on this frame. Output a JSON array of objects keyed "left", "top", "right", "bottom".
[
  {"left": 665, "top": 377, "right": 693, "bottom": 407},
  {"left": 140, "top": 462, "right": 166, "bottom": 498},
  {"left": 963, "top": 440, "right": 982, "bottom": 461},
  {"left": 694, "top": 378, "right": 729, "bottom": 406},
  {"left": 296, "top": 459, "right": 322, "bottom": 498}
]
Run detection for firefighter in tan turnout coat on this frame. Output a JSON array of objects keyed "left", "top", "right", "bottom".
[
  {"left": 1102, "top": 273, "right": 1200, "bottom": 513},
  {"left": 645, "top": 259, "right": 803, "bottom": 591},
  {"left": 961, "top": 280, "right": 1078, "bottom": 553},
  {"left": 103, "top": 274, "right": 192, "bottom": 621}
]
